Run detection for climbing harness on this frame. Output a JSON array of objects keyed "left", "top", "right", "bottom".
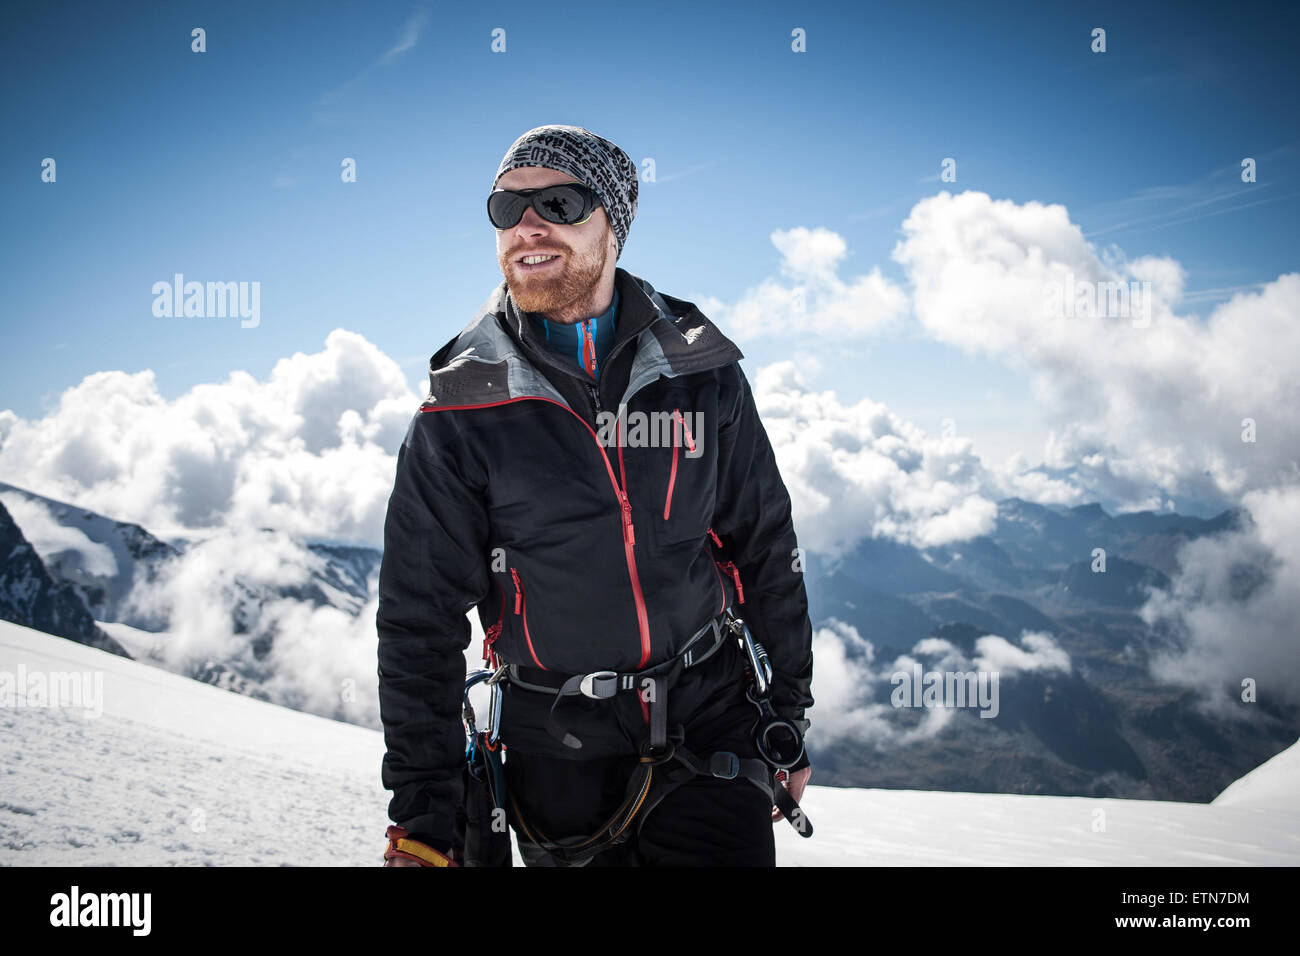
[{"left": 457, "top": 605, "right": 813, "bottom": 865}]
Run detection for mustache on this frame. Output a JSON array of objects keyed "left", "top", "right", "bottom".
[{"left": 509, "top": 246, "right": 568, "bottom": 261}]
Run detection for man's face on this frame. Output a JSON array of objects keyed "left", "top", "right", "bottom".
[{"left": 494, "top": 165, "right": 616, "bottom": 322}]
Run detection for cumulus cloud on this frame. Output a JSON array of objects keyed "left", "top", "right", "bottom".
[
  {"left": 0, "top": 329, "right": 420, "bottom": 545},
  {"left": 113, "top": 524, "right": 485, "bottom": 729},
  {"left": 753, "top": 361, "right": 998, "bottom": 555},
  {"left": 892, "top": 190, "right": 1300, "bottom": 510},
  {"left": 0, "top": 490, "right": 118, "bottom": 577},
  {"left": 807, "top": 620, "right": 955, "bottom": 748},
  {"left": 1141, "top": 484, "right": 1300, "bottom": 713},
  {"left": 698, "top": 226, "right": 909, "bottom": 340},
  {"left": 808, "top": 619, "right": 1070, "bottom": 749},
  {"left": 974, "top": 631, "right": 1072, "bottom": 676},
  {"left": 683, "top": 187, "right": 1300, "bottom": 733}
]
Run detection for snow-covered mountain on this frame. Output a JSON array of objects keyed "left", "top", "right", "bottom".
[
  {"left": 0, "top": 480, "right": 382, "bottom": 715},
  {"left": 1, "top": 619, "right": 1294, "bottom": 866},
  {"left": 0, "top": 499, "right": 126, "bottom": 658},
  {"left": 0, "top": 480, "right": 179, "bottom": 630}
]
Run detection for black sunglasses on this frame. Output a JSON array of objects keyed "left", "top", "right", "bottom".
[{"left": 487, "top": 181, "right": 601, "bottom": 229}]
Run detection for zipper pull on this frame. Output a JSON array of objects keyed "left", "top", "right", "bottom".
[
  {"left": 723, "top": 561, "right": 745, "bottom": 604},
  {"left": 673, "top": 408, "right": 697, "bottom": 452},
  {"left": 620, "top": 491, "right": 635, "bottom": 546},
  {"left": 510, "top": 567, "right": 522, "bottom": 614}
]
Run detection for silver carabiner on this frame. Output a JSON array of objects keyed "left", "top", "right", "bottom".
[{"left": 729, "top": 612, "right": 773, "bottom": 698}]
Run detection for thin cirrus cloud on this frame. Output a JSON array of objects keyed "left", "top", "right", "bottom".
[
  {"left": 379, "top": 4, "right": 432, "bottom": 65},
  {"left": 314, "top": 4, "right": 432, "bottom": 124}
]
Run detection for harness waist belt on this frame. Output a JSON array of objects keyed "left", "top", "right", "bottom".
[{"left": 506, "top": 609, "right": 732, "bottom": 751}]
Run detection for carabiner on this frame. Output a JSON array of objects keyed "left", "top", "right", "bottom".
[{"left": 728, "top": 610, "right": 773, "bottom": 698}]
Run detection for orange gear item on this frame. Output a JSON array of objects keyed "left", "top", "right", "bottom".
[{"left": 383, "top": 825, "right": 460, "bottom": 867}]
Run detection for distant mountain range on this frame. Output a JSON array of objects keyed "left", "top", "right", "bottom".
[
  {"left": 803, "top": 498, "right": 1297, "bottom": 801},
  {"left": 1, "top": 479, "right": 1294, "bottom": 803}
]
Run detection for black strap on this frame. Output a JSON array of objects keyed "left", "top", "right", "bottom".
[{"left": 772, "top": 773, "right": 813, "bottom": 838}]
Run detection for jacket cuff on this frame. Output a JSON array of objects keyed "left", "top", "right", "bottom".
[
  {"left": 406, "top": 830, "right": 454, "bottom": 856},
  {"left": 385, "top": 825, "right": 459, "bottom": 866},
  {"left": 773, "top": 704, "right": 810, "bottom": 737},
  {"left": 785, "top": 749, "right": 811, "bottom": 774}
]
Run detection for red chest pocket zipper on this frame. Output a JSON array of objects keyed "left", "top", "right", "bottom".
[
  {"left": 664, "top": 408, "right": 697, "bottom": 520},
  {"left": 510, "top": 566, "right": 547, "bottom": 670},
  {"left": 708, "top": 527, "right": 745, "bottom": 605}
]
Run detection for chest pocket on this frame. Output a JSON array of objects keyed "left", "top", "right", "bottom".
[{"left": 656, "top": 406, "right": 716, "bottom": 546}]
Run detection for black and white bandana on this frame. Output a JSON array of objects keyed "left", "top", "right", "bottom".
[{"left": 492, "top": 125, "right": 639, "bottom": 260}]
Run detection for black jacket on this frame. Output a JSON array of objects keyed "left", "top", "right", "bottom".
[{"left": 376, "top": 266, "right": 814, "bottom": 848}]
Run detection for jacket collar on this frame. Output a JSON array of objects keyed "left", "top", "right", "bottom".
[{"left": 423, "top": 267, "right": 744, "bottom": 411}]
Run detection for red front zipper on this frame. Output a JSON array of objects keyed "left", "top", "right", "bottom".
[{"left": 421, "top": 397, "right": 652, "bottom": 669}]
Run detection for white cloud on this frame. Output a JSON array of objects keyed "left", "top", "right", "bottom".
[
  {"left": 754, "top": 361, "right": 998, "bottom": 556},
  {"left": 974, "top": 631, "right": 1071, "bottom": 676},
  {"left": 0, "top": 491, "right": 117, "bottom": 577},
  {"left": 114, "top": 523, "right": 487, "bottom": 729},
  {"left": 808, "top": 621, "right": 1069, "bottom": 750},
  {"left": 0, "top": 329, "right": 421, "bottom": 546},
  {"left": 700, "top": 226, "right": 908, "bottom": 340},
  {"left": 1141, "top": 484, "right": 1300, "bottom": 712},
  {"left": 891, "top": 189, "right": 1300, "bottom": 509}
]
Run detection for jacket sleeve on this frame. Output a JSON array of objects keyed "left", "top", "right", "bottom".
[
  {"left": 376, "top": 412, "right": 491, "bottom": 850},
  {"left": 710, "top": 363, "right": 814, "bottom": 734}
]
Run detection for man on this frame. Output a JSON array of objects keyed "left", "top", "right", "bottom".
[{"left": 377, "top": 124, "right": 814, "bottom": 867}]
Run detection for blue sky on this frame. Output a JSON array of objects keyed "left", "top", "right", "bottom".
[{"left": 3, "top": 0, "right": 1297, "bottom": 483}]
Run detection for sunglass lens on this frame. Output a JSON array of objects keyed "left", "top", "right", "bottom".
[
  {"left": 488, "top": 191, "right": 528, "bottom": 229},
  {"left": 535, "top": 185, "right": 586, "bottom": 224}
]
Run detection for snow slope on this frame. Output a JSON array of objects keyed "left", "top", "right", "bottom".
[
  {"left": 2, "top": 620, "right": 1296, "bottom": 866},
  {"left": 1212, "top": 739, "right": 1299, "bottom": 813}
]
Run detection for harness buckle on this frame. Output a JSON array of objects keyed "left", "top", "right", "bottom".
[
  {"left": 578, "top": 670, "right": 619, "bottom": 699},
  {"left": 709, "top": 751, "right": 740, "bottom": 780}
]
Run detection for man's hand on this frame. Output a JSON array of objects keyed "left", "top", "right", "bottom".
[
  {"left": 384, "top": 856, "right": 424, "bottom": 867},
  {"left": 771, "top": 766, "right": 811, "bottom": 822}
]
